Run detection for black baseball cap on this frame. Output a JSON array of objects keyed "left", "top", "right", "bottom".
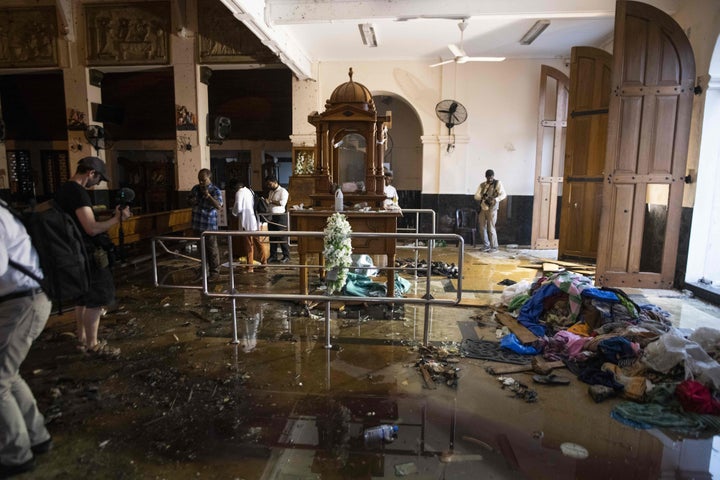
[{"left": 78, "top": 156, "right": 108, "bottom": 182}]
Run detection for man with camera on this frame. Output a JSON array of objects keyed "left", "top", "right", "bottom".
[
  {"left": 56, "top": 156, "right": 132, "bottom": 357},
  {"left": 188, "top": 168, "right": 223, "bottom": 279},
  {"left": 473, "top": 169, "right": 507, "bottom": 253}
]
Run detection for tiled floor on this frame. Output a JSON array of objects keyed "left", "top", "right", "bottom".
[{"left": 14, "top": 242, "right": 720, "bottom": 479}]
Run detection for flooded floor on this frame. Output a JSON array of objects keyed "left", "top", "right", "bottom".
[{"left": 16, "top": 242, "right": 720, "bottom": 479}]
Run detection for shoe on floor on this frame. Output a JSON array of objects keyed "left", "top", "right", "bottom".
[
  {"left": 280, "top": 256, "right": 290, "bottom": 264},
  {"left": 532, "top": 374, "right": 570, "bottom": 385},
  {"left": 31, "top": 437, "right": 53, "bottom": 455},
  {"left": 0, "top": 457, "right": 36, "bottom": 478},
  {"left": 268, "top": 256, "right": 279, "bottom": 263},
  {"left": 588, "top": 384, "right": 618, "bottom": 403},
  {"left": 86, "top": 340, "right": 120, "bottom": 359}
]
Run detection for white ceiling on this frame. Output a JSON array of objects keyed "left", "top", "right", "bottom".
[{"left": 264, "top": 0, "right": 682, "bottom": 63}]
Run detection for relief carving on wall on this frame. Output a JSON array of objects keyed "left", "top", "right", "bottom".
[
  {"left": 85, "top": 2, "right": 170, "bottom": 66},
  {"left": 198, "top": 0, "right": 279, "bottom": 64},
  {"left": 0, "top": 7, "right": 58, "bottom": 68}
]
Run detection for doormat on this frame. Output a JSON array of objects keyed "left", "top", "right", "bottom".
[{"left": 460, "top": 338, "right": 532, "bottom": 365}]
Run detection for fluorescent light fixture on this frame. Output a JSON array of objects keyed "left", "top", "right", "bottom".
[
  {"left": 359, "top": 23, "right": 378, "bottom": 47},
  {"left": 519, "top": 19, "right": 550, "bottom": 45}
]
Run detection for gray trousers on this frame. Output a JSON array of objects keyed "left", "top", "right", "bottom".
[
  {"left": 0, "top": 292, "right": 52, "bottom": 466},
  {"left": 479, "top": 207, "right": 499, "bottom": 249}
]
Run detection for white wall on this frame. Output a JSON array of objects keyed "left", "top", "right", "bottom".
[{"left": 292, "top": 58, "right": 567, "bottom": 196}]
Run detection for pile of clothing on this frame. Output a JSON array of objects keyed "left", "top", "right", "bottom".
[{"left": 500, "top": 271, "right": 720, "bottom": 434}]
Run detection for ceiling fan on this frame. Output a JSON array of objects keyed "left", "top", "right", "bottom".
[{"left": 430, "top": 19, "right": 505, "bottom": 67}]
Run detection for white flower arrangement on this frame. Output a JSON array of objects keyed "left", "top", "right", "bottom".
[
  {"left": 323, "top": 213, "right": 353, "bottom": 294},
  {"left": 294, "top": 150, "right": 315, "bottom": 175}
]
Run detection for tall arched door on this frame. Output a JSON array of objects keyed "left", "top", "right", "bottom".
[
  {"left": 558, "top": 47, "right": 613, "bottom": 260},
  {"left": 596, "top": 0, "right": 695, "bottom": 288},
  {"left": 531, "top": 65, "right": 568, "bottom": 250}
]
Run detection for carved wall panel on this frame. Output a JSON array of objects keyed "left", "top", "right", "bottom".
[
  {"left": 85, "top": 2, "right": 170, "bottom": 66},
  {"left": 198, "top": 0, "right": 279, "bottom": 64},
  {"left": 0, "top": 7, "right": 58, "bottom": 68}
]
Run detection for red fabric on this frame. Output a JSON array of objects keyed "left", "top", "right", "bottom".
[{"left": 675, "top": 380, "right": 720, "bottom": 415}]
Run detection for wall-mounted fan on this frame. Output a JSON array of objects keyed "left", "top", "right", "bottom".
[
  {"left": 436, "top": 100, "right": 467, "bottom": 152},
  {"left": 430, "top": 19, "right": 505, "bottom": 67},
  {"left": 435, "top": 100, "right": 467, "bottom": 134},
  {"left": 84, "top": 125, "right": 105, "bottom": 153}
]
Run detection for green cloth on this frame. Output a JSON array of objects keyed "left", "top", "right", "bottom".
[{"left": 343, "top": 272, "right": 410, "bottom": 298}]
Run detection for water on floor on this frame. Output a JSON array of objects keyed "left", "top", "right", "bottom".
[{"left": 17, "top": 243, "right": 720, "bottom": 479}]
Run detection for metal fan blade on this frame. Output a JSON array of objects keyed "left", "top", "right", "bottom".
[
  {"left": 448, "top": 43, "right": 465, "bottom": 58},
  {"left": 464, "top": 56, "right": 506, "bottom": 62},
  {"left": 430, "top": 59, "right": 455, "bottom": 68}
]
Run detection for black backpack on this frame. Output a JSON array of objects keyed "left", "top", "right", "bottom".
[{"left": 1, "top": 199, "right": 90, "bottom": 309}]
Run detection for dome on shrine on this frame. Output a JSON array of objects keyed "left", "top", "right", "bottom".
[{"left": 327, "top": 68, "right": 375, "bottom": 111}]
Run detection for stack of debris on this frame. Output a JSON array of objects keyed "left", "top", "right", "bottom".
[{"left": 413, "top": 344, "right": 461, "bottom": 389}]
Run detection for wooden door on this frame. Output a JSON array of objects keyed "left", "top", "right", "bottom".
[
  {"left": 558, "top": 47, "right": 613, "bottom": 260},
  {"left": 596, "top": 0, "right": 695, "bottom": 289},
  {"left": 531, "top": 66, "right": 569, "bottom": 249}
]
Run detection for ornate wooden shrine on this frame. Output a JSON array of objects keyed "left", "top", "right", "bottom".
[{"left": 288, "top": 68, "right": 392, "bottom": 208}]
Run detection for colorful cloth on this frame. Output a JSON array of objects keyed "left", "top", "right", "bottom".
[
  {"left": 676, "top": 380, "right": 720, "bottom": 415},
  {"left": 549, "top": 272, "right": 594, "bottom": 321}
]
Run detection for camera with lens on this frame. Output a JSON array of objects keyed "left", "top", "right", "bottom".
[{"left": 199, "top": 184, "right": 208, "bottom": 196}]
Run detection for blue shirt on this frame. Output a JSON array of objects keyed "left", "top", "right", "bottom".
[{"left": 190, "top": 183, "right": 223, "bottom": 231}]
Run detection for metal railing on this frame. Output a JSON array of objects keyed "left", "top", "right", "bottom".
[
  {"left": 151, "top": 228, "right": 464, "bottom": 348},
  {"left": 395, "top": 209, "right": 436, "bottom": 278}
]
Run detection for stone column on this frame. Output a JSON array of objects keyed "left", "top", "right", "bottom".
[{"left": 171, "top": 22, "right": 208, "bottom": 191}]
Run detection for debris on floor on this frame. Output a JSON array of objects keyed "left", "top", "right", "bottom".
[
  {"left": 489, "top": 270, "right": 720, "bottom": 435},
  {"left": 496, "top": 376, "right": 537, "bottom": 403},
  {"left": 414, "top": 344, "right": 461, "bottom": 388}
]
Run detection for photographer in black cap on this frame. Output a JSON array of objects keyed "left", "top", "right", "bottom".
[
  {"left": 473, "top": 169, "right": 507, "bottom": 253},
  {"left": 55, "top": 156, "right": 131, "bottom": 357}
]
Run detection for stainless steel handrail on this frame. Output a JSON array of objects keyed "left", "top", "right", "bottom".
[{"left": 151, "top": 228, "right": 464, "bottom": 348}]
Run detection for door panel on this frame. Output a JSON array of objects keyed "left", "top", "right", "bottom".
[
  {"left": 596, "top": 0, "right": 695, "bottom": 289},
  {"left": 558, "top": 47, "right": 612, "bottom": 260},
  {"left": 531, "top": 65, "right": 569, "bottom": 249}
]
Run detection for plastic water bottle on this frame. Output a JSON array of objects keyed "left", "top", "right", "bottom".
[
  {"left": 363, "top": 424, "right": 398, "bottom": 446},
  {"left": 335, "top": 189, "right": 344, "bottom": 212}
]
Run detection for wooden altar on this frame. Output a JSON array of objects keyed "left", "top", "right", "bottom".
[{"left": 292, "top": 210, "right": 400, "bottom": 296}]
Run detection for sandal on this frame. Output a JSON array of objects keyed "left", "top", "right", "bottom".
[
  {"left": 532, "top": 374, "right": 570, "bottom": 385},
  {"left": 86, "top": 340, "right": 120, "bottom": 358}
]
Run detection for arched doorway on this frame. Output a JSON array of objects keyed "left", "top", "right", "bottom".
[{"left": 371, "top": 93, "right": 423, "bottom": 210}]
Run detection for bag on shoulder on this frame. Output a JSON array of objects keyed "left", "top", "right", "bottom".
[{"left": 3, "top": 200, "right": 90, "bottom": 305}]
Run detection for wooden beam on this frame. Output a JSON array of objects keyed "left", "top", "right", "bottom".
[{"left": 495, "top": 311, "right": 537, "bottom": 344}]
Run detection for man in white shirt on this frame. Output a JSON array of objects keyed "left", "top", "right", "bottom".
[
  {"left": 264, "top": 175, "right": 290, "bottom": 263},
  {"left": 383, "top": 171, "right": 398, "bottom": 208},
  {"left": 473, "top": 169, "right": 507, "bottom": 252},
  {"left": 0, "top": 201, "right": 53, "bottom": 477},
  {"left": 232, "top": 181, "right": 267, "bottom": 271}
]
